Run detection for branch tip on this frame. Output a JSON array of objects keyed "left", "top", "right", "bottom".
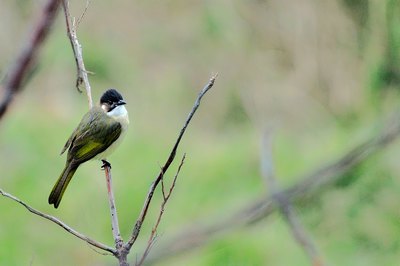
[{"left": 62, "top": 0, "right": 93, "bottom": 108}]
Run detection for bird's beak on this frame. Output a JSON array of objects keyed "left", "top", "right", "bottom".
[{"left": 117, "top": 100, "right": 126, "bottom": 106}]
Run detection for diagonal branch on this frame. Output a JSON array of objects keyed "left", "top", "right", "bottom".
[
  {"left": 0, "top": 0, "right": 60, "bottom": 120},
  {"left": 261, "top": 131, "right": 324, "bottom": 266},
  {"left": 279, "top": 203, "right": 324, "bottom": 266},
  {"left": 0, "top": 188, "right": 116, "bottom": 255},
  {"left": 62, "top": 0, "right": 93, "bottom": 108},
  {"left": 124, "top": 74, "right": 218, "bottom": 252},
  {"left": 76, "top": 0, "right": 91, "bottom": 29},
  {"left": 146, "top": 112, "right": 400, "bottom": 263},
  {"left": 136, "top": 154, "right": 186, "bottom": 266}
]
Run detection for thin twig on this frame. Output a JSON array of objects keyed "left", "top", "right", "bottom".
[
  {"left": 0, "top": 188, "right": 116, "bottom": 255},
  {"left": 0, "top": 0, "right": 60, "bottom": 119},
  {"left": 146, "top": 112, "right": 400, "bottom": 263},
  {"left": 136, "top": 154, "right": 186, "bottom": 266},
  {"left": 62, "top": 0, "right": 93, "bottom": 108},
  {"left": 104, "top": 164, "right": 124, "bottom": 249},
  {"left": 124, "top": 74, "right": 217, "bottom": 252},
  {"left": 87, "top": 244, "right": 114, "bottom": 256},
  {"left": 158, "top": 162, "right": 167, "bottom": 200},
  {"left": 261, "top": 132, "right": 324, "bottom": 266},
  {"left": 161, "top": 177, "right": 167, "bottom": 201},
  {"left": 76, "top": 0, "right": 91, "bottom": 29}
]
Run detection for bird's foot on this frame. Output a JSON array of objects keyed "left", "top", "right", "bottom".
[{"left": 101, "top": 160, "right": 112, "bottom": 169}]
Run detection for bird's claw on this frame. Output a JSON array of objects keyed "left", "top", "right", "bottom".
[{"left": 101, "top": 160, "right": 111, "bottom": 169}]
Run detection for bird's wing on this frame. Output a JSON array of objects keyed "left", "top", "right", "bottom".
[
  {"left": 65, "top": 109, "right": 122, "bottom": 163},
  {"left": 60, "top": 108, "right": 98, "bottom": 155},
  {"left": 60, "top": 130, "right": 76, "bottom": 155}
]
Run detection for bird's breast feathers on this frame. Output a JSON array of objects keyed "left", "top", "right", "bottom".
[{"left": 95, "top": 105, "right": 129, "bottom": 160}]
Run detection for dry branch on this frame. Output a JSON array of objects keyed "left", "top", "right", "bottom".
[
  {"left": 62, "top": 0, "right": 93, "bottom": 108},
  {"left": 0, "top": 1, "right": 217, "bottom": 265},
  {"left": 124, "top": 74, "right": 217, "bottom": 254},
  {"left": 146, "top": 112, "right": 400, "bottom": 263},
  {"left": 136, "top": 154, "right": 186, "bottom": 266},
  {"left": 103, "top": 163, "right": 124, "bottom": 249},
  {"left": 0, "top": 0, "right": 60, "bottom": 119},
  {"left": 0, "top": 74, "right": 216, "bottom": 265},
  {"left": 0, "top": 188, "right": 116, "bottom": 255},
  {"left": 262, "top": 132, "right": 324, "bottom": 266}
]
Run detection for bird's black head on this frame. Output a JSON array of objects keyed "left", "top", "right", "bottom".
[{"left": 100, "top": 89, "right": 126, "bottom": 112}]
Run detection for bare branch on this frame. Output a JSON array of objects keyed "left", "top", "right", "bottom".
[
  {"left": 146, "top": 112, "right": 400, "bottom": 263},
  {"left": 62, "top": 0, "right": 93, "bottom": 108},
  {"left": 76, "top": 0, "right": 91, "bottom": 29},
  {"left": 161, "top": 177, "right": 167, "bottom": 201},
  {"left": 159, "top": 162, "right": 167, "bottom": 201},
  {"left": 136, "top": 154, "right": 186, "bottom": 266},
  {"left": 87, "top": 244, "right": 114, "bottom": 256},
  {"left": 103, "top": 163, "right": 124, "bottom": 249},
  {"left": 124, "top": 74, "right": 217, "bottom": 252},
  {"left": 0, "top": 0, "right": 60, "bottom": 120},
  {"left": 279, "top": 203, "right": 324, "bottom": 266},
  {"left": 0, "top": 188, "right": 116, "bottom": 255},
  {"left": 165, "top": 156, "right": 183, "bottom": 200},
  {"left": 261, "top": 131, "right": 324, "bottom": 266}
]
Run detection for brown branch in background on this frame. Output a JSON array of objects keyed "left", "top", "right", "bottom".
[
  {"left": 103, "top": 162, "right": 124, "bottom": 249},
  {"left": 62, "top": 0, "right": 93, "bottom": 108},
  {"left": 136, "top": 154, "right": 186, "bottom": 266},
  {"left": 123, "top": 74, "right": 217, "bottom": 254},
  {"left": 0, "top": 0, "right": 60, "bottom": 120},
  {"left": 146, "top": 112, "right": 400, "bottom": 264},
  {"left": 0, "top": 188, "right": 116, "bottom": 255},
  {"left": 261, "top": 131, "right": 324, "bottom": 266}
]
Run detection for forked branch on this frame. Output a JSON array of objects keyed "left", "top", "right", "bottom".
[
  {"left": 136, "top": 154, "right": 186, "bottom": 266},
  {"left": 124, "top": 74, "right": 217, "bottom": 253},
  {"left": 62, "top": 0, "right": 93, "bottom": 108},
  {"left": 262, "top": 132, "right": 324, "bottom": 266}
]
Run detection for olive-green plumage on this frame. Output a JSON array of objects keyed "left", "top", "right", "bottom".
[{"left": 48, "top": 107, "right": 122, "bottom": 208}]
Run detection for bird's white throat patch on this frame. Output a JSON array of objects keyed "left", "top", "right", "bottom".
[{"left": 107, "top": 105, "right": 128, "bottom": 118}]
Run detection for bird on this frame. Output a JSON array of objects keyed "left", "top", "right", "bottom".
[{"left": 48, "top": 89, "right": 129, "bottom": 208}]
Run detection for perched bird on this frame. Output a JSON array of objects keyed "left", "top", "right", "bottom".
[{"left": 48, "top": 89, "right": 129, "bottom": 208}]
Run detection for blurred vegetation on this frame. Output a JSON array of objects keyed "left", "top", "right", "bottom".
[{"left": 1, "top": 0, "right": 400, "bottom": 265}]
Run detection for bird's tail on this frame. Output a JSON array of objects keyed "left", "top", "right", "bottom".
[{"left": 48, "top": 164, "right": 78, "bottom": 208}]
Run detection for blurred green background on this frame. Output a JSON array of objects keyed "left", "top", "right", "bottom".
[{"left": 1, "top": 0, "right": 400, "bottom": 265}]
